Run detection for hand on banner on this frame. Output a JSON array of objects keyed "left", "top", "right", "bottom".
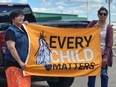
[
  {"left": 102, "top": 58, "right": 108, "bottom": 66},
  {"left": 24, "top": 21, "right": 29, "bottom": 25},
  {"left": 19, "top": 61, "right": 26, "bottom": 70}
]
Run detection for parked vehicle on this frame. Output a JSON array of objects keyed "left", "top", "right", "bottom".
[
  {"left": 0, "top": 3, "right": 36, "bottom": 87},
  {"left": 0, "top": 3, "right": 89, "bottom": 87}
]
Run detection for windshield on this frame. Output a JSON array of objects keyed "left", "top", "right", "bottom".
[{"left": 0, "top": 7, "right": 31, "bottom": 16}]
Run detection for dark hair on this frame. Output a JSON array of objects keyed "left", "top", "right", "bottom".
[
  {"left": 98, "top": 6, "right": 108, "bottom": 15},
  {"left": 9, "top": 9, "right": 24, "bottom": 24}
]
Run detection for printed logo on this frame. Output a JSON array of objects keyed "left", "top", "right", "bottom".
[{"left": 35, "top": 31, "right": 52, "bottom": 71}]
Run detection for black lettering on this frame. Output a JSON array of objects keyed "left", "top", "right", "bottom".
[
  {"left": 52, "top": 63, "right": 61, "bottom": 70},
  {"left": 50, "top": 36, "right": 57, "bottom": 48},
  {"left": 89, "top": 62, "right": 95, "bottom": 69},
  {"left": 58, "top": 36, "right": 66, "bottom": 49},
  {"left": 67, "top": 63, "right": 72, "bottom": 70},
  {"left": 61, "top": 63, "right": 67, "bottom": 70},
  {"left": 74, "top": 63, "right": 78, "bottom": 70},
  {"left": 67, "top": 37, "right": 74, "bottom": 49},
  {"left": 78, "top": 63, "right": 84, "bottom": 70},
  {"left": 75, "top": 37, "right": 84, "bottom": 48},
  {"left": 84, "top": 35, "right": 92, "bottom": 47},
  {"left": 84, "top": 63, "right": 90, "bottom": 69}
]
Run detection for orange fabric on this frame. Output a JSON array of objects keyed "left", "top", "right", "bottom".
[
  {"left": 24, "top": 24, "right": 102, "bottom": 77},
  {"left": 5, "top": 66, "right": 31, "bottom": 87}
]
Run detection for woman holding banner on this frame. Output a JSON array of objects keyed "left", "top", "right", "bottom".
[
  {"left": 4, "top": 10, "right": 31, "bottom": 87},
  {"left": 87, "top": 7, "right": 113, "bottom": 87}
]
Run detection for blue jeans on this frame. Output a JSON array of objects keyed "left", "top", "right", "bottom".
[{"left": 88, "top": 66, "right": 108, "bottom": 87}]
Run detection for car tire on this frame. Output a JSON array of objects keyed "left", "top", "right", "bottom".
[{"left": 47, "top": 77, "right": 74, "bottom": 87}]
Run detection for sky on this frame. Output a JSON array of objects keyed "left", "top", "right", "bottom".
[{"left": 0, "top": 0, "right": 116, "bottom": 23}]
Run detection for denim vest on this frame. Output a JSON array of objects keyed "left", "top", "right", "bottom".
[{"left": 5, "top": 25, "right": 29, "bottom": 63}]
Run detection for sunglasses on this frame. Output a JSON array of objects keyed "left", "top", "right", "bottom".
[{"left": 99, "top": 13, "right": 107, "bottom": 16}]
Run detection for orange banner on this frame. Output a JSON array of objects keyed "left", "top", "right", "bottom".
[{"left": 24, "top": 23, "right": 102, "bottom": 77}]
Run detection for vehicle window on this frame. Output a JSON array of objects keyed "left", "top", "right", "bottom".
[
  {"left": 0, "top": 7, "right": 31, "bottom": 16},
  {"left": 0, "top": 5, "right": 36, "bottom": 23}
]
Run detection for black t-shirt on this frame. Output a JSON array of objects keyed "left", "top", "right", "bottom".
[
  {"left": 5, "top": 30, "right": 16, "bottom": 42},
  {"left": 5, "top": 26, "right": 27, "bottom": 42}
]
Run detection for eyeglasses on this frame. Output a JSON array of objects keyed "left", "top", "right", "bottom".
[{"left": 99, "top": 13, "right": 107, "bottom": 16}]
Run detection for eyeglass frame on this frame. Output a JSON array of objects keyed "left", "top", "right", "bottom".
[{"left": 99, "top": 13, "right": 107, "bottom": 16}]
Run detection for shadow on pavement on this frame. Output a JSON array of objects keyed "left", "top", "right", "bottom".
[{"left": 31, "top": 84, "right": 49, "bottom": 87}]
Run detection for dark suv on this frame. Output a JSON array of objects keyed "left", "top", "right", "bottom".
[{"left": 0, "top": 3, "right": 89, "bottom": 87}]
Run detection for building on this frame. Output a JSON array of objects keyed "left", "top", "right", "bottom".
[{"left": 34, "top": 12, "right": 88, "bottom": 23}]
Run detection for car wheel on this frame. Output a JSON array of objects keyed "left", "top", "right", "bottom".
[{"left": 47, "top": 77, "right": 74, "bottom": 87}]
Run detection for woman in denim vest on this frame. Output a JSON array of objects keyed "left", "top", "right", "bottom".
[
  {"left": 5, "top": 10, "right": 29, "bottom": 68},
  {"left": 5, "top": 10, "right": 31, "bottom": 87}
]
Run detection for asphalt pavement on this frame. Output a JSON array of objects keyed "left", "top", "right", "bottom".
[{"left": 71, "top": 56, "right": 116, "bottom": 87}]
